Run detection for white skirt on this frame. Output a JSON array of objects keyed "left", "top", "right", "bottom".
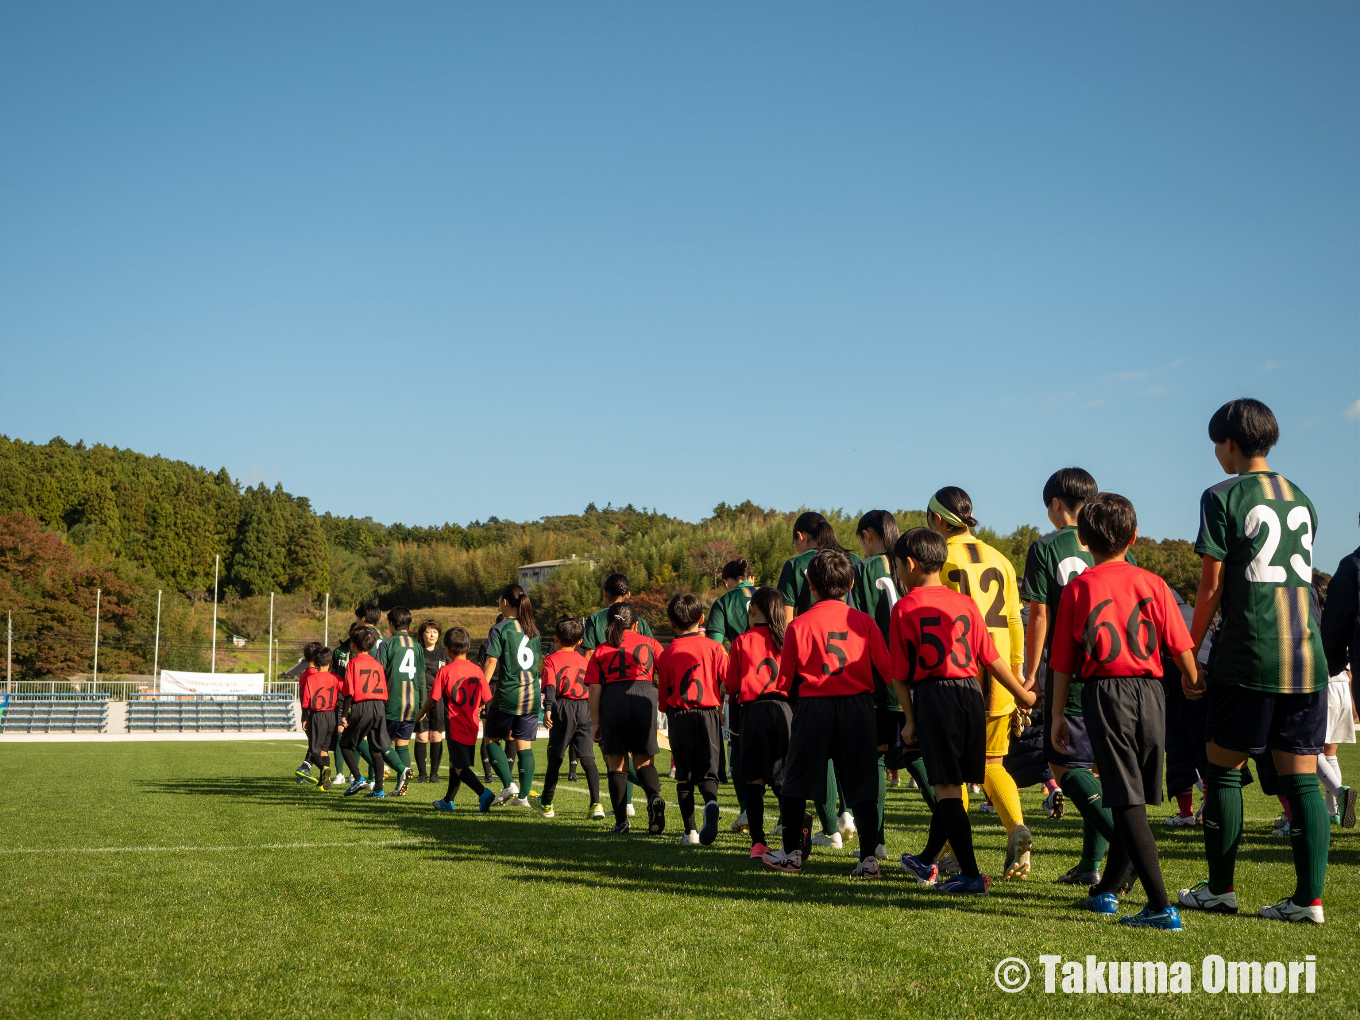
[{"left": 1326, "top": 675, "right": 1356, "bottom": 745}]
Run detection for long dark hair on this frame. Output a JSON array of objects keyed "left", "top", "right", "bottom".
[
  {"left": 500, "top": 583, "right": 538, "bottom": 639},
  {"left": 856, "top": 510, "right": 901, "bottom": 575},
  {"left": 748, "top": 586, "right": 786, "bottom": 654},
  {"left": 792, "top": 511, "right": 844, "bottom": 552},
  {"left": 604, "top": 601, "right": 639, "bottom": 647}
]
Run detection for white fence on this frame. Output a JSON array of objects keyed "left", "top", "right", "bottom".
[{"left": 5, "top": 678, "right": 298, "bottom": 701}]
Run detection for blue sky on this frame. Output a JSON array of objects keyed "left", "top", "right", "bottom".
[{"left": 2, "top": 3, "right": 1357, "bottom": 568}]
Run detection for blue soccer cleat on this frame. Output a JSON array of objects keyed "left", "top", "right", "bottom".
[
  {"left": 432, "top": 799, "right": 456, "bottom": 811},
  {"left": 1119, "top": 905, "right": 1182, "bottom": 930},
  {"left": 936, "top": 873, "right": 991, "bottom": 895},
  {"left": 478, "top": 788, "right": 496, "bottom": 813},
  {"left": 344, "top": 778, "right": 367, "bottom": 797},
  {"left": 365, "top": 789, "right": 386, "bottom": 799},
  {"left": 1086, "top": 892, "right": 1119, "bottom": 915},
  {"left": 900, "top": 853, "right": 939, "bottom": 885}
]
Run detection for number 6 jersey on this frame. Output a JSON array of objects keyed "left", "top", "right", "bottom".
[{"left": 1196, "top": 471, "right": 1327, "bottom": 694}]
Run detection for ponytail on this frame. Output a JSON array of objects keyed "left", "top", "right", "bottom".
[
  {"left": 749, "top": 587, "right": 786, "bottom": 654},
  {"left": 928, "top": 486, "right": 979, "bottom": 531},
  {"left": 856, "top": 509, "right": 901, "bottom": 574},
  {"left": 604, "top": 602, "right": 638, "bottom": 648},
  {"left": 792, "top": 511, "right": 845, "bottom": 553},
  {"left": 500, "top": 583, "right": 538, "bottom": 640}
]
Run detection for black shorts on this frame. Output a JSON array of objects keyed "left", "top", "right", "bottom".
[
  {"left": 1206, "top": 682, "right": 1327, "bottom": 757},
  {"left": 727, "top": 700, "right": 743, "bottom": 737},
  {"left": 1042, "top": 670, "right": 1094, "bottom": 770},
  {"left": 547, "top": 698, "right": 594, "bottom": 760},
  {"left": 305, "top": 709, "right": 336, "bottom": 756},
  {"left": 740, "top": 696, "right": 792, "bottom": 786},
  {"left": 485, "top": 704, "right": 539, "bottom": 743},
  {"left": 600, "top": 681, "right": 658, "bottom": 757},
  {"left": 445, "top": 739, "right": 476, "bottom": 771},
  {"left": 1082, "top": 677, "right": 1165, "bottom": 808},
  {"left": 915, "top": 678, "right": 985, "bottom": 788},
  {"left": 669, "top": 707, "right": 721, "bottom": 785},
  {"left": 1162, "top": 674, "right": 1208, "bottom": 795},
  {"left": 876, "top": 708, "right": 904, "bottom": 752},
  {"left": 342, "top": 700, "right": 391, "bottom": 752},
  {"left": 415, "top": 701, "right": 446, "bottom": 735},
  {"left": 781, "top": 692, "right": 878, "bottom": 805},
  {"left": 386, "top": 719, "right": 415, "bottom": 741}
]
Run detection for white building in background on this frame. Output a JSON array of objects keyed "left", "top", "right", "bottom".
[{"left": 518, "top": 554, "right": 593, "bottom": 591}]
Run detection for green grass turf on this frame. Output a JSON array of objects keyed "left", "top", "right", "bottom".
[{"left": 0, "top": 739, "right": 1356, "bottom": 1019}]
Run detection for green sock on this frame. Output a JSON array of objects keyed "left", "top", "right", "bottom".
[
  {"left": 626, "top": 760, "right": 641, "bottom": 806},
  {"left": 396, "top": 744, "right": 411, "bottom": 770},
  {"left": 487, "top": 742, "right": 514, "bottom": 788},
  {"left": 876, "top": 754, "right": 887, "bottom": 843},
  {"left": 903, "top": 751, "right": 936, "bottom": 811},
  {"left": 382, "top": 747, "right": 405, "bottom": 774},
  {"left": 1059, "top": 767, "right": 1114, "bottom": 870},
  {"left": 1203, "top": 763, "right": 1244, "bottom": 895},
  {"left": 518, "top": 748, "right": 536, "bottom": 797},
  {"left": 358, "top": 740, "right": 375, "bottom": 778},
  {"left": 816, "top": 761, "right": 838, "bottom": 834},
  {"left": 1280, "top": 772, "right": 1328, "bottom": 904},
  {"left": 835, "top": 770, "right": 847, "bottom": 816},
  {"left": 1076, "top": 818, "right": 1109, "bottom": 874}
]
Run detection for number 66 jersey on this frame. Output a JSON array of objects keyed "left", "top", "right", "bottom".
[{"left": 1196, "top": 471, "right": 1327, "bottom": 694}]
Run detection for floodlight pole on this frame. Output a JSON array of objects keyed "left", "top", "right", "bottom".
[
  {"left": 211, "top": 554, "right": 220, "bottom": 675},
  {"left": 153, "top": 590, "right": 162, "bottom": 687},
  {"left": 6, "top": 610, "right": 11, "bottom": 693},
  {"left": 268, "top": 592, "right": 275, "bottom": 691},
  {"left": 93, "top": 588, "right": 101, "bottom": 685},
  {"left": 324, "top": 593, "right": 330, "bottom": 646}
]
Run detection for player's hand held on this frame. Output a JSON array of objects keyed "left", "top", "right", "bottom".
[
  {"left": 988, "top": 657, "right": 1035, "bottom": 709},
  {"left": 1181, "top": 654, "right": 1206, "bottom": 701}
]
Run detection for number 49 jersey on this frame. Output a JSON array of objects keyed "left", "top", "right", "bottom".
[
  {"left": 1197, "top": 471, "right": 1327, "bottom": 694},
  {"left": 657, "top": 633, "right": 730, "bottom": 710},
  {"left": 378, "top": 632, "right": 425, "bottom": 722}
]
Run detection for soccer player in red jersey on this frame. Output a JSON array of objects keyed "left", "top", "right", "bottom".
[
  {"left": 763, "top": 549, "right": 890, "bottom": 877},
  {"left": 536, "top": 616, "right": 603, "bottom": 819},
  {"left": 416, "top": 627, "right": 497, "bottom": 813},
  {"left": 890, "top": 529, "right": 1036, "bottom": 895},
  {"left": 726, "top": 586, "right": 792, "bottom": 858},
  {"left": 1049, "top": 494, "right": 1196, "bottom": 930},
  {"left": 585, "top": 602, "right": 668, "bottom": 834},
  {"left": 339, "top": 623, "right": 402, "bottom": 799},
  {"left": 296, "top": 642, "right": 339, "bottom": 789},
  {"left": 658, "top": 594, "right": 730, "bottom": 845}
]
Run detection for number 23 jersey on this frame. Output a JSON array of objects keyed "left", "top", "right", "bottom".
[{"left": 1196, "top": 471, "right": 1326, "bottom": 694}]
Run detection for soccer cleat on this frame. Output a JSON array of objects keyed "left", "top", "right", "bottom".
[
  {"left": 493, "top": 782, "right": 519, "bottom": 806},
  {"left": 979, "top": 799, "right": 997, "bottom": 815},
  {"left": 851, "top": 856, "right": 882, "bottom": 879},
  {"left": 699, "top": 801, "right": 720, "bottom": 845},
  {"left": 395, "top": 767, "right": 413, "bottom": 797},
  {"left": 812, "top": 831, "right": 843, "bottom": 850},
  {"left": 1054, "top": 866, "right": 1101, "bottom": 886},
  {"left": 589, "top": 802, "right": 606, "bottom": 820},
  {"left": 432, "top": 799, "right": 456, "bottom": 812},
  {"left": 647, "top": 795, "right": 666, "bottom": 835},
  {"left": 362, "top": 777, "right": 375, "bottom": 791},
  {"left": 1043, "top": 788, "right": 1065, "bottom": 819},
  {"left": 1270, "top": 813, "right": 1290, "bottom": 836},
  {"left": 319, "top": 766, "right": 333, "bottom": 791},
  {"left": 1338, "top": 786, "right": 1357, "bottom": 828},
  {"left": 1258, "top": 897, "right": 1324, "bottom": 924},
  {"left": 749, "top": 842, "right": 768, "bottom": 859},
  {"left": 1164, "top": 812, "right": 1199, "bottom": 828},
  {"left": 626, "top": 803, "right": 636, "bottom": 818},
  {"left": 295, "top": 763, "right": 316, "bottom": 784},
  {"left": 873, "top": 843, "right": 888, "bottom": 861},
  {"left": 537, "top": 799, "right": 555, "bottom": 818},
  {"left": 510, "top": 796, "right": 532, "bottom": 808},
  {"left": 935, "top": 852, "right": 961, "bottom": 877},
  {"left": 365, "top": 790, "right": 386, "bottom": 799},
  {"left": 761, "top": 848, "right": 803, "bottom": 872},
  {"left": 838, "top": 811, "right": 856, "bottom": 839},
  {"left": 1119, "top": 905, "right": 1182, "bottom": 931},
  {"left": 567, "top": 769, "right": 579, "bottom": 782},
  {"left": 344, "top": 779, "right": 367, "bottom": 797},
  {"left": 1177, "top": 880, "right": 1238, "bottom": 914},
  {"left": 610, "top": 821, "right": 631, "bottom": 835},
  {"left": 1003, "top": 825, "right": 1032, "bottom": 879},
  {"left": 888, "top": 771, "right": 901, "bottom": 788},
  {"left": 936, "top": 873, "right": 990, "bottom": 895},
  {"left": 771, "top": 823, "right": 784, "bottom": 839},
  {"left": 477, "top": 788, "right": 496, "bottom": 813},
  {"left": 900, "top": 853, "right": 938, "bottom": 885},
  {"left": 669, "top": 765, "right": 677, "bottom": 779},
  {"left": 1085, "top": 892, "right": 1119, "bottom": 915},
  {"left": 731, "top": 811, "right": 749, "bottom": 833},
  {"left": 332, "top": 773, "right": 345, "bottom": 785},
  {"left": 679, "top": 830, "right": 700, "bottom": 845}
]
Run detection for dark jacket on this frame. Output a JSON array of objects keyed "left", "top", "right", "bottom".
[{"left": 1321, "top": 544, "right": 1360, "bottom": 676}]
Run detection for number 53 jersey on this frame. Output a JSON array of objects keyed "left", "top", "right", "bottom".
[
  {"left": 1197, "top": 471, "right": 1327, "bottom": 694},
  {"left": 1048, "top": 560, "right": 1191, "bottom": 680}
]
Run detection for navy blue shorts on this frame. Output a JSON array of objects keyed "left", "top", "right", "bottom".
[
  {"left": 485, "top": 704, "right": 539, "bottom": 742},
  {"left": 386, "top": 719, "right": 415, "bottom": 741},
  {"left": 1042, "top": 673, "right": 1094, "bottom": 770},
  {"left": 1206, "top": 682, "right": 1326, "bottom": 757}
]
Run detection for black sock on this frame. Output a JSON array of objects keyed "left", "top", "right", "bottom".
[
  {"left": 746, "top": 783, "right": 767, "bottom": 845},
  {"left": 541, "top": 754, "right": 564, "bottom": 806},
  {"left": 414, "top": 742, "right": 428, "bottom": 778},
  {"left": 1092, "top": 827, "right": 1131, "bottom": 896},
  {"left": 459, "top": 767, "right": 485, "bottom": 797},
  {"left": 444, "top": 771, "right": 462, "bottom": 802},
  {"left": 480, "top": 740, "right": 493, "bottom": 780},
  {"left": 779, "top": 796, "right": 807, "bottom": 855},
  {"left": 677, "top": 783, "right": 696, "bottom": 831},
  {"left": 850, "top": 798, "right": 878, "bottom": 860},
  {"left": 698, "top": 779, "right": 718, "bottom": 803},
  {"left": 637, "top": 763, "right": 662, "bottom": 804},
  {"left": 937, "top": 797, "right": 979, "bottom": 878},
  {"left": 429, "top": 740, "right": 442, "bottom": 779},
  {"left": 582, "top": 755, "right": 601, "bottom": 804},
  {"left": 608, "top": 770, "right": 629, "bottom": 823},
  {"left": 342, "top": 747, "right": 362, "bottom": 779},
  {"left": 1111, "top": 804, "right": 1169, "bottom": 910},
  {"left": 921, "top": 803, "right": 949, "bottom": 865}
]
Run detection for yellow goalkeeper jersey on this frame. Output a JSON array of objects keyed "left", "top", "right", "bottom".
[{"left": 942, "top": 533, "right": 1024, "bottom": 717}]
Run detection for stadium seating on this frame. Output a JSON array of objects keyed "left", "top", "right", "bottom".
[
  {"left": 126, "top": 694, "right": 298, "bottom": 733},
  {"left": 0, "top": 694, "right": 110, "bottom": 733}
]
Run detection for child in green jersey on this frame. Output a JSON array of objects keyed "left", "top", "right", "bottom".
[
  {"left": 377, "top": 606, "right": 422, "bottom": 795},
  {"left": 484, "top": 585, "right": 543, "bottom": 807}
]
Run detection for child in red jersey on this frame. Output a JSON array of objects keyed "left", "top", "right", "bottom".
[
  {"left": 890, "top": 529, "right": 1036, "bottom": 895},
  {"left": 1050, "top": 494, "right": 1196, "bottom": 930},
  {"left": 585, "top": 602, "right": 668, "bottom": 834},
  {"left": 763, "top": 549, "right": 890, "bottom": 878},
  {"left": 536, "top": 616, "right": 602, "bottom": 819},
  {"left": 296, "top": 642, "right": 338, "bottom": 789},
  {"left": 658, "top": 594, "right": 730, "bottom": 845},
  {"left": 339, "top": 623, "right": 400, "bottom": 799},
  {"left": 416, "top": 627, "right": 496, "bottom": 813},
  {"left": 727, "top": 586, "right": 792, "bottom": 858}
]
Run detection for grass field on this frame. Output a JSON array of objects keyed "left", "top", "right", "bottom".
[{"left": 1, "top": 740, "right": 1356, "bottom": 1019}]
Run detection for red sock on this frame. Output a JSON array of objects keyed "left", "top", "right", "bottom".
[
  {"left": 1277, "top": 795, "right": 1292, "bottom": 820},
  {"left": 1044, "top": 779, "right": 1059, "bottom": 793},
  {"left": 1176, "top": 791, "right": 1193, "bottom": 817}
]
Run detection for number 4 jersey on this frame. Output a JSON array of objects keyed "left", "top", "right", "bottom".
[
  {"left": 378, "top": 632, "right": 425, "bottom": 722},
  {"left": 1048, "top": 560, "right": 1191, "bottom": 680},
  {"left": 1196, "top": 471, "right": 1327, "bottom": 694}
]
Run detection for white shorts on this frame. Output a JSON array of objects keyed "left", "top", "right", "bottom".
[{"left": 1326, "top": 676, "right": 1356, "bottom": 745}]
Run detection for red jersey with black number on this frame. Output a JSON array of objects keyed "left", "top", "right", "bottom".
[
  {"left": 657, "top": 633, "right": 730, "bottom": 710},
  {"left": 343, "top": 652, "right": 388, "bottom": 702},
  {"left": 726, "top": 624, "right": 787, "bottom": 703},
  {"left": 430, "top": 659, "right": 492, "bottom": 744},
  {"left": 1049, "top": 560, "right": 1192, "bottom": 680},
  {"left": 299, "top": 666, "right": 338, "bottom": 712},
  {"left": 542, "top": 647, "right": 590, "bottom": 701},
  {"left": 889, "top": 585, "right": 998, "bottom": 686},
  {"left": 778, "top": 599, "right": 889, "bottom": 699},
  {"left": 584, "top": 631, "right": 665, "bottom": 686}
]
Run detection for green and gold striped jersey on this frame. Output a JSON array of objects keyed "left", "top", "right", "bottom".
[
  {"left": 849, "top": 553, "right": 901, "bottom": 711},
  {"left": 706, "top": 581, "right": 754, "bottom": 645},
  {"left": 485, "top": 618, "right": 543, "bottom": 715},
  {"left": 378, "top": 632, "right": 425, "bottom": 722},
  {"left": 778, "top": 549, "right": 860, "bottom": 617},
  {"left": 580, "top": 606, "right": 654, "bottom": 652},
  {"left": 1196, "top": 471, "right": 1326, "bottom": 694}
]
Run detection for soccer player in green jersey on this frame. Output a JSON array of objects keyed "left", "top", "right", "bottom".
[
  {"left": 1021, "top": 468, "right": 1119, "bottom": 887},
  {"left": 484, "top": 584, "right": 543, "bottom": 807},
  {"left": 377, "top": 606, "right": 423, "bottom": 795},
  {"left": 707, "top": 558, "right": 756, "bottom": 831},
  {"left": 1178, "top": 399, "right": 1331, "bottom": 925}
]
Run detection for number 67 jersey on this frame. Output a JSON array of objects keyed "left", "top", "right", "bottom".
[{"left": 1196, "top": 471, "right": 1327, "bottom": 694}]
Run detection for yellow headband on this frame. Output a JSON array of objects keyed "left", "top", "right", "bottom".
[{"left": 927, "top": 494, "right": 966, "bottom": 528}]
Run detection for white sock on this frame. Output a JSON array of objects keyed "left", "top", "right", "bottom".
[{"left": 1317, "top": 754, "right": 1342, "bottom": 814}]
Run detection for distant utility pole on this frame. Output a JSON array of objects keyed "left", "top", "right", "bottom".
[
  {"left": 153, "top": 590, "right": 162, "bottom": 687},
  {"left": 6, "top": 610, "right": 11, "bottom": 693},
  {"left": 323, "top": 592, "right": 330, "bottom": 646},
  {"left": 211, "top": 554, "right": 220, "bottom": 674},
  {"left": 93, "top": 588, "right": 102, "bottom": 685},
  {"left": 268, "top": 592, "right": 275, "bottom": 691}
]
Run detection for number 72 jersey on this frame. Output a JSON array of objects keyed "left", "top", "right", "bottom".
[{"left": 1197, "top": 471, "right": 1327, "bottom": 694}]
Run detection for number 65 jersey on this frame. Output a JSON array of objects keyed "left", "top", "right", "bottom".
[{"left": 1197, "top": 471, "right": 1327, "bottom": 694}]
